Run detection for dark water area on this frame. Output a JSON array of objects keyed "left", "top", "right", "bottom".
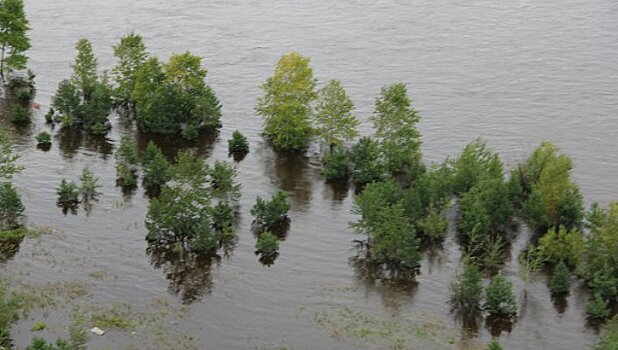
[{"left": 1, "top": 0, "right": 618, "bottom": 349}]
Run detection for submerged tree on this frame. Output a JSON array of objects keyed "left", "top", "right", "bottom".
[
  {"left": 0, "top": 0, "right": 30, "bottom": 82},
  {"left": 115, "top": 136, "right": 138, "bottom": 189},
  {"left": 0, "top": 182, "right": 23, "bottom": 231},
  {"left": 549, "top": 260, "right": 571, "bottom": 297},
  {"left": 449, "top": 262, "right": 483, "bottom": 314},
  {"left": 251, "top": 191, "right": 290, "bottom": 227},
  {"left": 256, "top": 51, "right": 316, "bottom": 151},
  {"left": 132, "top": 52, "right": 222, "bottom": 140},
  {"left": 313, "top": 79, "right": 358, "bottom": 152},
  {"left": 483, "top": 274, "right": 517, "bottom": 318},
  {"left": 111, "top": 32, "right": 148, "bottom": 113},
  {"left": 370, "top": 83, "right": 422, "bottom": 177},
  {"left": 142, "top": 141, "right": 170, "bottom": 190},
  {"left": 350, "top": 137, "right": 385, "bottom": 185}
]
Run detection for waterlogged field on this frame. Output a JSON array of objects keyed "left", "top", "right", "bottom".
[{"left": 1, "top": 0, "right": 618, "bottom": 349}]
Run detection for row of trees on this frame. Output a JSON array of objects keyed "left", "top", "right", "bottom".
[{"left": 47, "top": 33, "right": 222, "bottom": 139}]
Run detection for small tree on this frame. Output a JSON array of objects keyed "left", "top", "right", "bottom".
[
  {"left": 370, "top": 83, "right": 422, "bottom": 176},
  {"left": 484, "top": 274, "right": 517, "bottom": 318},
  {"left": 449, "top": 263, "right": 483, "bottom": 314},
  {"left": 0, "top": 182, "right": 23, "bottom": 230},
  {"left": 227, "top": 130, "right": 249, "bottom": 153},
  {"left": 56, "top": 179, "right": 79, "bottom": 207},
  {"left": 70, "top": 38, "right": 97, "bottom": 99},
  {"left": 35, "top": 132, "right": 51, "bottom": 145},
  {"left": 586, "top": 294, "right": 611, "bottom": 320},
  {"left": 350, "top": 137, "right": 384, "bottom": 185},
  {"left": 322, "top": 146, "right": 350, "bottom": 180},
  {"left": 79, "top": 167, "right": 100, "bottom": 201},
  {"left": 251, "top": 191, "right": 290, "bottom": 227},
  {"left": 255, "top": 231, "right": 279, "bottom": 257},
  {"left": 594, "top": 316, "right": 618, "bottom": 350},
  {"left": 142, "top": 141, "right": 170, "bottom": 190},
  {"left": 313, "top": 79, "right": 358, "bottom": 152},
  {"left": 209, "top": 161, "right": 241, "bottom": 204},
  {"left": 256, "top": 51, "right": 316, "bottom": 151},
  {"left": 0, "top": 129, "right": 22, "bottom": 180},
  {"left": 0, "top": 0, "right": 31, "bottom": 82},
  {"left": 115, "top": 136, "right": 138, "bottom": 188},
  {"left": 9, "top": 104, "right": 29, "bottom": 124},
  {"left": 549, "top": 260, "right": 571, "bottom": 297},
  {"left": 486, "top": 339, "right": 503, "bottom": 350}
]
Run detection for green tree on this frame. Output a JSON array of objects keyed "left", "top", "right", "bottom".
[
  {"left": 484, "top": 274, "right": 517, "bottom": 318},
  {"left": 255, "top": 231, "right": 279, "bottom": 257},
  {"left": 70, "top": 38, "right": 98, "bottom": 99},
  {"left": 452, "top": 138, "right": 503, "bottom": 195},
  {"left": 250, "top": 191, "right": 290, "bottom": 227},
  {"left": 142, "top": 141, "right": 170, "bottom": 189},
  {"left": 79, "top": 167, "right": 100, "bottom": 202},
  {"left": 0, "top": 0, "right": 30, "bottom": 82},
  {"left": 449, "top": 262, "right": 483, "bottom": 314},
  {"left": 256, "top": 51, "right": 316, "bottom": 151},
  {"left": 56, "top": 179, "right": 79, "bottom": 207},
  {"left": 594, "top": 316, "right": 618, "bottom": 350},
  {"left": 370, "top": 83, "right": 421, "bottom": 176},
  {"left": 322, "top": 145, "right": 350, "bottom": 180},
  {"left": 50, "top": 80, "right": 80, "bottom": 126},
  {"left": 0, "top": 182, "right": 23, "bottom": 231},
  {"left": 313, "top": 79, "right": 358, "bottom": 152},
  {"left": 228, "top": 130, "right": 249, "bottom": 153},
  {"left": 115, "top": 136, "right": 138, "bottom": 188},
  {"left": 535, "top": 226, "right": 583, "bottom": 268},
  {"left": 549, "top": 260, "right": 571, "bottom": 296},
  {"left": 350, "top": 137, "right": 384, "bottom": 185},
  {"left": 133, "top": 53, "right": 221, "bottom": 139},
  {"left": 112, "top": 32, "right": 148, "bottom": 112},
  {"left": 209, "top": 161, "right": 241, "bottom": 204},
  {"left": 486, "top": 339, "right": 503, "bottom": 350}
]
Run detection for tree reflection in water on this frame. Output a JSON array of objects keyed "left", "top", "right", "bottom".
[
  {"left": 0, "top": 234, "right": 24, "bottom": 264},
  {"left": 56, "top": 129, "right": 114, "bottom": 160}
]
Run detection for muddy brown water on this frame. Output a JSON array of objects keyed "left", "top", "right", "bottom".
[{"left": 2, "top": 0, "right": 618, "bottom": 349}]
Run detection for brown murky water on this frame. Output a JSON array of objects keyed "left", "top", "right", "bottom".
[{"left": 2, "top": 0, "right": 618, "bottom": 349}]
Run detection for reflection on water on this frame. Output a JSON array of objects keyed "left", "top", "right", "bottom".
[
  {"left": 485, "top": 315, "right": 515, "bottom": 337},
  {"left": 0, "top": 235, "right": 24, "bottom": 264},
  {"left": 324, "top": 179, "right": 350, "bottom": 204},
  {"left": 56, "top": 128, "right": 114, "bottom": 159},
  {"left": 147, "top": 244, "right": 220, "bottom": 305},
  {"left": 135, "top": 129, "right": 219, "bottom": 162},
  {"left": 260, "top": 147, "right": 313, "bottom": 208}
]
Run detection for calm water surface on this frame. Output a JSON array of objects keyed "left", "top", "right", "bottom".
[{"left": 2, "top": 0, "right": 618, "bottom": 349}]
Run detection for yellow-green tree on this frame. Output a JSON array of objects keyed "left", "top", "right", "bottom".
[
  {"left": 0, "top": 0, "right": 30, "bottom": 81},
  {"left": 313, "top": 79, "right": 358, "bottom": 152}
]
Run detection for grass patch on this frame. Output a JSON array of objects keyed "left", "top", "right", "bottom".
[
  {"left": 91, "top": 304, "right": 136, "bottom": 330},
  {"left": 0, "top": 227, "right": 27, "bottom": 242},
  {"left": 30, "top": 320, "right": 47, "bottom": 331}
]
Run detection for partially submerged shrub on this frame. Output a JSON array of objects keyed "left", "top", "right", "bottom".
[
  {"left": 549, "top": 260, "right": 571, "bottom": 297},
  {"left": 251, "top": 191, "right": 290, "bottom": 227},
  {"left": 9, "top": 105, "right": 30, "bottom": 124},
  {"left": 79, "top": 167, "right": 100, "bottom": 201},
  {"left": 483, "top": 274, "right": 517, "bottom": 318},
  {"left": 255, "top": 231, "right": 279, "bottom": 257},
  {"left": 322, "top": 146, "right": 350, "bottom": 180},
  {"left": 115, "top": 136, "right": 138, "bottom": 188},
  {"left": 228, "top": 130, "right": 249, "bottom": 153},
  {"left": 56, "top": 179, "right": 80, "bottom": 207},
  {"left": 142, "top": 141, "right": 170, "bottom": 189},
  {"left": 586, "top": 294, "right": 611, "bottom": 320},
  {"left": 449, "top": 263, "right": 483, "bottom": 314},
  {"left": 0, "top": 182, "right": 24, "bottom": 231},
  {"left": 35, "top": 131, "right": 51, "bottom": 145}
]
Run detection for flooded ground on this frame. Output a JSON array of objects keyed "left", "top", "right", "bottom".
[{"left": 2, "top": 0, "right": 618, "bottom": 349}]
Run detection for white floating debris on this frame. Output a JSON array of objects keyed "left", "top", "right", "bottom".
[{"left": 90, "top": 327, "right": 106, "bottom": 336}]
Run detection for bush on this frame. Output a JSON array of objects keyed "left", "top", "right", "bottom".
[
  {"left": 418, "top": 205, "right": 448, "bottom": 242},
  {"left": 56, "top": 179, "right": 79, "bottom": 206},
  {"left": 586, "top": 294, "right": 611, "bottom": 320},
  {"left": 90, "top": 122, "right": 109, "bottom": 135},
  {"left": 322, "top": 146, "right": 350, "bottom": 180},
  {"left": 9, "top": 105, "right": 30, "bottom": 124},
  {"left": 255, "top": 231, "right": 279, "bottom": 257},
  {"left": 450, "top": 263, "right": 483, "bottom": 314},
  {"left": 486, "top": 339, "right": 503, "bottom": 350},
  {"left": 44, "top": 108, "right": 54, "bottom": 123},
  {"left": 209, "top": 161, "right": 241, "bottom": 204},
  {"left": 79, "top": 167, "right": 100, "bottom": 201},
  {"left": 35, "top": 132, "right": 51, "bottom": 145},
  {"left": 483, "top": 274, "right": 517, "bottom": 318},
  {"left": 535, "top": 226, "right": 583, "bottom": 268},
  {"left": 16, "top": 87, "right": 33, "bottom": 103},
  {"left": 250, "top": 191, "right": 290, "bottom": 227},
  {"left": 594, "top": 316, "right": 618, "bottom": 350},
  {"left": 0, "top": 182, "right": 24, "bottom": 231},
  {"left": 549, "top": 260, "right": 571, "bottom": 296},
  {"left": 142, "top": 141, "right": 170, "bottom": 189},
  {"left": 228, "top": 130, "right": 249, "bottom": 153},
  {"left": 350, "top": 137, "right": 384, "bottom": 185},
  {"left": 181, "top": 124, "right": 199, "bottom": 141},
  {"left": 115, "top": 136, "right": 138, "bottom": 188}
]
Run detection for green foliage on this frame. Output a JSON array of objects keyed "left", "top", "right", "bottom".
[
  {"left": 594, "top": 316, "right": 618, "bottom": 350},
  {"left": 251, "top": 191, "right": 290, "bottom": 227},
  {"left": 0, "top": 281, "right": 20, "bottom": 348},
  {"left": 228, "top": 130, "right": 249, "bottom": 153},
  {"left": 578, "top": 203, "right": 618, "bottom": 301},
  {"left": 255, "top": 231, "right": 279, "bottom": 257},
  {"left": 351, "top": 179, "right": 402, "bottom": 236},
  {"left": 535, "top": 226, "right": 583, "bottom": 268},
  {"left": 67, "top": 311, "right": 88, "bottom": 350},
  {"left": 16, "top": 86, "right": 32, "bottom": 103},
  {"left": 71, "top": 38, "right": 98, "bottom": 98},
  {"left": 133, "top": 52, "right": 222, "bottom": 139},
  {"left": 26, "top": 337, "right": 71, "bottom": 350},
  {"left": 51, "top": 80, "right": 80, "bottom": 124},
  {"left": 0, "top": 129, "right": 22, "bottom": 180},
  {"left": 256, "top": 51, "right": 316, "bottom": 151},
  {"left": 56, "top": 179, "right": 79, "bottom": 206},
  {"left": 370, "top": 83, "right": 421, "bottom": 176},
  {"left": 35, "top": 131, "right": 51, "bottom": 145},
  {"left": 587, "top": 294, "right": 611, "bottom": 320},
  {"left": 142, "top": 141, "right": 170, "bottom": 189},
  {"left": 0, "top": 0, "right": 31, "bottom": 79},
  {"left": 209, "top": 160, "right": 241, "bottom": 204},
  {"left": 549, "top": 260, "right": 571, "bottom": 296},
  {"left": 79, "top": 167, "right": 100, "bottom": 201},
  {"left": 30, "top": 320, "right": 47, "bottom": 331},
  {"left": 115, "top": 136, "right": 138, "bottom": 188},
  {"left": 350, "top": 137, "right": 384, "bottom": 185},
  {"left": 112, "top": 32, "right": 148, "bottom": 111},
  {"left": 452, "top": 138, "right": 503, "bottom": 195},
  {"left": 449, "top": 262, "right": 483, "bottom": 314},
  {"left": 520, "top": 142, "right": 583, "bottom": 231},
  {"left": 322, "top": 146, "right": 350, "bottom": 180},
  {"left": 9, "top": 104, "right": 29, "bottom": 123},
  {"left": 418, "top": 205, "right": 448, "bottom": 242},
  {"left": 483, "top": 274, "right": 517, "bottom": 318},
  {"left": 313, "top": 79, "right": 358, "bottom": 149},
  {"left": 0, "top": 182, "right": 23, "bottom": 230},
  {"left": 486, "top": 339, "right": 503, "bottom": 350}
]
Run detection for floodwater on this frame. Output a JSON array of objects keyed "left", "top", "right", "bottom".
[{"left": 2, "top": 0, "right": 618, "bottom": 349}]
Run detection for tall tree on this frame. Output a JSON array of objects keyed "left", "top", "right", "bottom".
[
  {"left": 256, "top": 51, "right": 316, "bottom": 151},
  {"left": 112, "top": 32, "right": 148, "bottom": 113},
  {"left": 70, "top": 38, "right": 98, "bottom": 100},
  {"left": 0, "top": 0, "right": 30, "bottom": 82},
  {"left": 313, "top": 79, "right": 358, "bottom": 152},
  {"left": 370, "top": 83, "right": 422, "bottom": 176}
]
